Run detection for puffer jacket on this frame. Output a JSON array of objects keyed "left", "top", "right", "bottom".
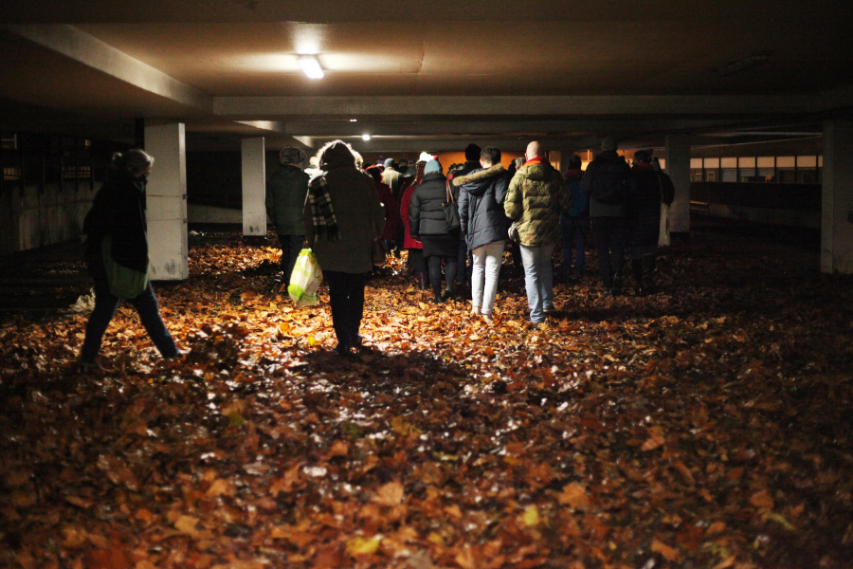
[
  {"left": 266, "top": 165, "right": 309, "bottom": 235},
  {"left": 303, "top": 142, "right": 385, "bottom": 274},
  {"left": 504, "top": 160, "right": 570, "bottom": 247},
  {"left": 408, "top": 172, "right": 456, "bottom": 239},
  {"left": 453, "top": 164, "right": 511, "bottom": 251}
]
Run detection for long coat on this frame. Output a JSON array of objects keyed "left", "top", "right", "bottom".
[
  {"left": 453, "top": 164, "right": 511, "bottom": 251},
  {"left": 266, "top": 165, "right": 309, "bottom": 235},
  {"left": 627, "top": 162, "right": 675, "bottom": 252},
  {"left": 303, "top": 143, "right": 385, "bottom": 274}
]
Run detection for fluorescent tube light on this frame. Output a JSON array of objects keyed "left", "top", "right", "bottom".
[{"left": 299, "top": 56, "right": 324, "bottom": 79}]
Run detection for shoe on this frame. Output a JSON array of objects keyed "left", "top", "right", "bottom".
[
  {"left": 543, "top": 306, "right": 557, "bottom": 314},
  {"left": 352, "top": 335, "right": 364, "bottom": 349},
  {"left": 603, "top": 288, "right": 614, "bottom": 297},
  {"left": 335, "top": 343, "right": 351, "bottom": 356},
  {"left": 165, "top": 348, "right": 189, "bottom": 360},
  {"left": 80, "top": 361, "right": 103, "bottom": 373},
  {"left": 482, "top": 313, "right": 493, "bottom": 323},
  {"left": 430, "top": 294, "right": 444, "bottom": 304},
  {"left": 442, "top": 290, "right": 457, "bottom": 302}
]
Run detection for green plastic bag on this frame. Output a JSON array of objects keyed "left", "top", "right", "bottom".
[
  {"left": 101, "top": 236, "right": 149, "bottom": 299},
  {"left": 288, "top": 248, "right": 322, "bottom": 307}
]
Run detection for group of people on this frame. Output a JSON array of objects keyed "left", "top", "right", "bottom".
[{"left": 79, "top": 137, "right": 675, "bottom": 368}]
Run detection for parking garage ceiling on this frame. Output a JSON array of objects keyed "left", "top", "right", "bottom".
[{"left": 2, "top": 0, "right": 853, "bottom": 152}]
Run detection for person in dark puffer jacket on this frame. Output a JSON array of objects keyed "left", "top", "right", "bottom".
[
  {"left": 409, "top": 159, "right": 459, "bottom": 303},
  {"left": 627, "top": 150, "right": 674, "bottom": 295},
  {"left": 453, "top": 146, "right": 511, "bottom": 322},
  {"left": 79, "top": 149, "right": 180, "bottom": 371}
]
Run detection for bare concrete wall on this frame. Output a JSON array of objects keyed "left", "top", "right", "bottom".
[{"left": 0, "top": 181, "right": 99, "bottom": 255}]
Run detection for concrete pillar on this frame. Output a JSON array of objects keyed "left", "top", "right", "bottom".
[
  {"left": 821, "top": 118, "right": 853, "bottom": 273},
  {"left": 665, "top": 134, "right": 691, "bottom": 235},
  {"left": 242, "top": 137, "right": 267, "bottom": 237},
  {"left": 145, "top": 123, "right": 188, "bottom": 281}
]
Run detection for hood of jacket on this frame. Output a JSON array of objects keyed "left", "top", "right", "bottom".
[
  {"left": 320, "top": 141, "right": 356, "bottom": 170},
  {"left": 452, "top": 164, "right": 505, "bottom": 187}
]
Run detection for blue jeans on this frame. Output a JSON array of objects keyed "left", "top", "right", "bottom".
[
  {"left": 81, "top": 280, "right": 178, "bottom": 364},
  {"left": 560, "top": 215, "right": 589, "bottom": 276},
  {"left": 520, "top": 243, "right": 555, "bottom": 323}
]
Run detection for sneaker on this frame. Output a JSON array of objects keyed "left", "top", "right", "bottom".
[
  {"left": 80, "top": 361, "right": 103, "bottom": 373},
  {"left": 482, "top": 313, "right": 493, "bottom": 323}
]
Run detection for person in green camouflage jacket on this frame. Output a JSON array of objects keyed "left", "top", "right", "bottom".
[{"left": 504, "top": 141, "right": 571, "bottom": 323}]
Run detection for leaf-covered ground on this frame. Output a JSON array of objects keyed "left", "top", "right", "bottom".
[{"left": 1, "top": 226, "right": 852, "bottom": 569}]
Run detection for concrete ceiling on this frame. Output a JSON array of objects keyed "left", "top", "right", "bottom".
[{"left": 2, "top": 0, "right": 853, "bottom": 153}]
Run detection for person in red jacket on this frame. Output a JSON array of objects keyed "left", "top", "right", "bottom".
[
  {"left": 365, "top": 166, "right": 400, "bottom": 259},
  {"left": 400, "top": 161, "right": 427, "bottom": 289}
]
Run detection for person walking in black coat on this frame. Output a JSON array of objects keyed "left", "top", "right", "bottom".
[
  {"left": 627, "top": 150, "right": 674, "bottom": 295},
  {"left": 409, "top": 159, "right": 459, "bottom": 303},
  {"left": 79, "top": 149, "right": 181, "bottom": 371},
  {"left": 453, "top": 146, "right": 511, "bottom": 322}
]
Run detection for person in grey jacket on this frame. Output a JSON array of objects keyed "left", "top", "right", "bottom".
[
  {"left": 409, "top": 159, "right": 459, "bottom": 303},
  {"left": 303, "top": 140, "right": 385, "bottom": 355},
  {"left": 580, "top": 138, "right": 635, "bottom": 296},
  {"left": 266, "top": 146, "right": 309, "bottom": 278},
  {"left": 453, "top": 146, "right": 511, "bottom": 322}
]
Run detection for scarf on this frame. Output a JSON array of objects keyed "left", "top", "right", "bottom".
[
  {"left": 306, "top": 174, "right": 340, "bottom": 243},
  {"left": 522, "top": 157, "right": 546, "bottom": 168}
]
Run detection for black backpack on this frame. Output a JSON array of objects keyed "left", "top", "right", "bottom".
[{"left": 591, "top": 162, "right": 631, "bottom": 205}]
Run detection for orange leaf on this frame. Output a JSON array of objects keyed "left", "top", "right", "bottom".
[
  {"left": 750, "top": 489, "right": 774, "bottom": 511},
  {"left": 651, "top": 539, "right": 681, "bottom": 562},
  {"left": 557, "top": 483, "right": 591, "bottom": 509},
  {"left": 373, "top": 481, "right": 404, "bottom": 506}
]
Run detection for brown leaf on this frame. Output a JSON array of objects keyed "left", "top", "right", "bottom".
[
  {"left": 651, "top": 539, "right": 681, "bottom": 562},
  {"left": 373, "top": 480, "right": 404, "bottom": 506},
  {"left": 557, "top": 482, "right": 591, "bottom": 509}
]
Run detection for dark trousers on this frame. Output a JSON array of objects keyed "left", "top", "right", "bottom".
[
  {"left": 325, "top": 271, "right": 366, "bottom": 348},
  {"left": 591, "top": 217, "right": 627, "bottom": 288},
  {"left": 278, "top": 234, "right": 304, "bottom": 278},
  {"left": 427, "top": 255, "right": 458, "bottom": 297},
  {"left": 560, "top": 216, "right": 589, "bottom": 276},
  {"left": 456, "top": 240, "right": 471, "bottom": 285},
  {"left": 81, "top": 280, "right": 178, "bottom": 364}
]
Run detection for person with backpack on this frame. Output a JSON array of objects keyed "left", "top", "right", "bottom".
[
  {"left": 560, "top": 154, "right": 588, "bottom": 281},
  {"left": 580, "top": 138, "right": 636, "bottom": 296}
]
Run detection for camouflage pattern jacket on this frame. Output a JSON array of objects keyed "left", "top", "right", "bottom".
[{"left": 504, "top": 161, "right": 570, "bottom": 247}]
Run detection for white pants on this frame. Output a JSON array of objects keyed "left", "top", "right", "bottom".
[{"left": 471, "top": 240, "right": 505, "bottom": 315}]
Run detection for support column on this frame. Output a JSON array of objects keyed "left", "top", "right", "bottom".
[
  {"left": 242, "top": 137, "right": 267, "bottom": 237},
  {"left": 821, "top": 118, "right": 853, "bottom": 273},
  {"left": 665, "top": 134, "right": 691, "bottom": 235},
  {"left": 145, "top": 123, "right": 188, "bottom": 281}
]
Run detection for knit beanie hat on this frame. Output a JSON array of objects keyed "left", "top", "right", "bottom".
[
  {"left": 384, "top": 158, "right": 396, "bottom": 169},
  {"left": 279, "top": 146, "right": 307, "bottom": 166},
  {"left": 424, "top": 159, "right": 442, "bottom": 175}
]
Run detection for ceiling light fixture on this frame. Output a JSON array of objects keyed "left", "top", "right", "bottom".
[
  {"left": 350, "top": 119, "right": 358, "bottom": 122},
  {"left": 299, "top": 56, "right": 324, "bottom": 79},
  {"left": 362, "top": 134, "right": 371, "bottom": 141}
]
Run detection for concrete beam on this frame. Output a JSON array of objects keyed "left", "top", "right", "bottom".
[
  {"left": 214, "top": 88, "right": 853, "bottom": 119},
  {"left": 282, "top": 119, "right": 741, "bottom": 137},
  {"left": 3, "top": 24, "right": 213, "bottom": 114}
]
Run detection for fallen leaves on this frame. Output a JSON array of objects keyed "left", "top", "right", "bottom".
[{"left": 1, "top": 229, "right": 853, "bottom": 569}]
